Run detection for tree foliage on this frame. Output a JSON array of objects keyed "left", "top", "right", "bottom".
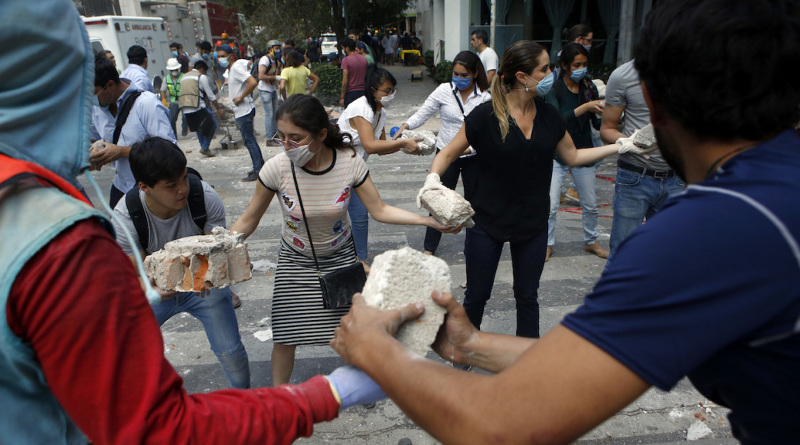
[{"left": 345, "top": 0, "right": 408, "bottom": 31}]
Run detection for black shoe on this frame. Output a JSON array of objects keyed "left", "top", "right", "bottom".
[
  {"left": 182, "top": 127, "right": 189, "bottom": 137},
  {"left": 242, "top": 171, "right": 259, "bottom": 182},
  {"left": 200, "top": 149, "right": 216, "bottom": 157}
]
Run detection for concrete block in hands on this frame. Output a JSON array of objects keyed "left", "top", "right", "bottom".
[
  {"left": 420, "top": 188, "right": 475, "bottom": 228},
  {"left": 361, "top": 247, "right": 450, "bottom": 356},
  {"left": 399, "top": 129, "right": 437, "bottom": 155},
  {"left": 144, "top": 227, "right": 251, "bottom": 292}
]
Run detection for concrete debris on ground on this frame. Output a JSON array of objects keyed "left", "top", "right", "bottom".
[
  {"left": 361, "top": 247, "right": 450, "bottom": 356},
  {"left": 145, "top": 227, "right": 251, "bottom": 291}
]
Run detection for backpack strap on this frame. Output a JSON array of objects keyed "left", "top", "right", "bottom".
[
  {"left": 186, "top": 170, "right": 207, "bottom": 232},
  {"left": 113, "top": 90, "right": 143, "bottom": 145},
  {"left": 124, "top": 186, "right": 149, "bottom": 253}
]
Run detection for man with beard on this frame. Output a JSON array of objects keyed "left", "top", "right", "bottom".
[
  {"left": 330, "top": 1, "right": 800, "bottom": 443},
  {"left": 600, "top": 59, "right": 685, "bottom": 265}
]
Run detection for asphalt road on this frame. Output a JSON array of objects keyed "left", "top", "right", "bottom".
[{"left": 82, "top": 64, "right": 734, "bottom": 444}]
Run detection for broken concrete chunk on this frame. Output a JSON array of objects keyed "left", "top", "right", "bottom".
[
  {"left": 630, "top": 123, "right": 656, "bottom": 150},
  {"left": 592, "top": 79, "right": 606, "bottom": 98},
  {"left": 399, "top": 129, "right": 437, "bottom": 156},
  {"left": 420, "top": 188, "right": 475, "bottom": 228},
  {"left": 361, "top": 247, "right": 450, "bottom": 356},
  {"left": 144, "top": 227, "right": 251, "bottom": 292},
  {"left": 91, "top": 140, "right": 107, "bottom": 151}
]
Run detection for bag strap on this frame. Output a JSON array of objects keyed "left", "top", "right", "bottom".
[
  {"left": 451, "top": 84, "right": 465, "bottom": 118},
  {"left": 125, "top": 187, "right": 150, "bottom": 253},
  {"left": 113, "top": 90, "right": 143, "bottom": 144},
  {"left": 290, "top": 163, "right": 322, "bottom": 277}
]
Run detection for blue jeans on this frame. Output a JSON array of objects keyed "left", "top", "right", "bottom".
[
  {"left": 168, "top": 101, "right": 187, "bottom": 136},
  {"left": 235, "top": 109, "right": 264, "bottom": 172},
  {"left": 607, "top": 166, "right": 685, "bottom": 265},
  {"left": 259, "top": 89, "right": 278, "bottom": 140},
  {"left": 547, "top": 161, "right": 599, "bottom": 247},
  {"left": 196, "top": 111, "right": 218, "bottom": 152},
  {"left": 151, "top": 288, "right": 251, "bottom": 389},
  {"left": 348, "top": 191, "right": 369, "bottom": 261},
  {"left": 463, "top": 223, "right": 547, "bottom": 338}
]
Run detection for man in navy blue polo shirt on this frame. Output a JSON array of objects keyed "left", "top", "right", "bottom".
[{"left": 330, "top": 1, "right": 800, "bottom": 443}]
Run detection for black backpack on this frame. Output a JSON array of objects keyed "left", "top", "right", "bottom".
[
  {"left": 250, "top": 53, "right": 265, "bottom": 80},
  {"left": 125, "top": 167, "right": 207, "bottom": 254}
]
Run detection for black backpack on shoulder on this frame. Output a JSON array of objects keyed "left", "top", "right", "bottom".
[{"left": 125, "top": 167, "right": 207, "bottom": 254}]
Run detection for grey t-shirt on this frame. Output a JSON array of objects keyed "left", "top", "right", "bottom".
[
  {"left": 605, "top": 60, "right": 670, "bottom": 171},
  {"left": 113, "top": 180, "right": 226, "bottom": 256}
]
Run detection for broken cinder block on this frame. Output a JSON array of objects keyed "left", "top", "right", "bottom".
[
  {"left": 361, "top": 247, "right": 450, "bottom": 356},
  {"left": 420, "top": 188, "right": 475, "bottom": 228},
  {"left": 144, "top": 227, "right": 252, "bottom": 292},
  {"left": 399, "top": 129, "right": 437, "bottom": 156}
]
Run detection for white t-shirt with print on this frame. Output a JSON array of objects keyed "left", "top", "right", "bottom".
[
  {"left": 337, "top": 95, "right": 386, "bottom": 160},
  {"left": 259, "top": 150, "right": 369, "bottom": 257}
]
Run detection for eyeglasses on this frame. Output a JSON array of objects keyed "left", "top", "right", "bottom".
[
  {"left": 272, "top": 134, "right": 311, "bottom": 149},
  {"left": 376, "top": 87, "right": 396, "bottom": 95}
]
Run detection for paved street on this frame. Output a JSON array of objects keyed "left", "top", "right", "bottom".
[{"left": 82, "top": 64, "right": 734, "bottom": 444}]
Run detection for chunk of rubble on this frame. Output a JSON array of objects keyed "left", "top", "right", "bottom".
[
  {"left": 144, "top": 227, "right": 251, "bottom": 292},
  {"left": 686, "top": 421, "right": 713, "bottom": 441},
  {"left": 592, "top": 79, "right": 606, "bottom": 98},
  {"left": 630, "top": 123, "right": 656, "bottom": 150},
  {"left": 361, "top": 247, "right": 450, "bottom": 356},
  {"left": 399, "top": 129, "right": 437, "bottom": 156},
  {"left": 420, "top": 188, "right": 475, "bottom": 228}
]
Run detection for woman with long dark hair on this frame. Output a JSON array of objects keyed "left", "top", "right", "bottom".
[
  {"left": 545, "top": 43, "right": 607, "bottom": 260},
  {"left": 337, "top": 67, "right": 423, "bottom": 271},
  {"left": 419, "top": 41, "right": 642, "bottom": 342},
  {"left": 231, "top": 95, "right": 454, "bottom": 385},
  {"left": 395, "top": 50, "right": 491, "bottom": 256}
]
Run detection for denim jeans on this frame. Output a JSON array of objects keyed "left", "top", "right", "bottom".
[
  {"left": 606, "top": 166, "right": 686, "bottom": 265},
  {"left": 463, "top": 223, "right": 547, "bottom": 338},
  {"left": 259, "top": 89, "right": 278, "bottom": 140},
  {"left": 235, "top": 109, "right": 264, "bottom": 172},
  {"left": 168, "top": 101, "right": 187, "bottom": 136},
  {"left": 347, "top": 191, "right": 369, "bottom": 261},
  {"left": 195, "top": 111, "right": 218, "bottom": 152},
  {"left": 151, "top": 288, "right": 251, "bottom": 389},
  {"left": 547, "top": 160, "right": 599, "bottom": 247},
  {"left": 423, "top": 155, "right": 466, "bottom": 253}
]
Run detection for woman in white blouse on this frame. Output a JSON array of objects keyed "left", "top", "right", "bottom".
[{"left": 395, "top": 51, "right": 491, "bottom": 255}]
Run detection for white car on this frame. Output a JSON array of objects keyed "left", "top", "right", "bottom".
[{"left": 320, "top": 33, "right": 337, "bottom": 60}]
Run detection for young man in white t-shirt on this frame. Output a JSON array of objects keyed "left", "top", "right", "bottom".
[
  {"left": 217, "top": 44, "right": 264, "bottom": 182},
  {"left": 258, "top": 40, "right": 283, "bottom": 145},
  {"left": 470, "top": 29, "right": 498, "bottom": 85}
]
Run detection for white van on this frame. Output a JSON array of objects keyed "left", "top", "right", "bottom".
[
  {"left": 320, "top": 33, "right": 338, "bottom": 60},
  {"left": 82, "top": 16, "right": 170, "bottom": 90}
]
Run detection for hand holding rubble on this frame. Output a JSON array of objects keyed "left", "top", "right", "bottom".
[
  {"left": 416, "top": 173, "right": 448, "bottom": 208},
  {"left": 89, "top": 140, "right": 125, "bottom": 169},
  {"left": 616, "top": 123, "right": 658, "bottom": 158},
  {"left": 430, "top": 290, "right": 479, "bottom": 367},
  {"left": 425, "top": 216, "right": 462, "bottom": 234}
]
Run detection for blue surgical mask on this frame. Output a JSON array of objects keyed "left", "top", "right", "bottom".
[
  {"left": 570, "top": 67, "right": 588, "bottom": 82},
  {"left": 275, "top": 50, "right": 282, "bottom": 60},
  {"left": 452, "top": 76, "right": 471, "bottom": 91},
  {"left": 202, "top": 52, "right": 210, "bottom": 60},
  {"left": 172, "top": 50, "right": 178, "bottom": 57},
  {"left": 218, "top": 57, "right": 230, "bottom": 68},
  {"left": 526, "top": 73, "right": 554, "bottom": 96},
  {"left": 582, "top": 44, "right": 592, "bottom": 52}
]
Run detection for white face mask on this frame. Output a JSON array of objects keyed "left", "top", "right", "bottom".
[
  {"left": 285, "top": 141, "right": 316, "bottom": 167},
  {"left": 380, "top": 91, "right": 396, "bottom": 107}
]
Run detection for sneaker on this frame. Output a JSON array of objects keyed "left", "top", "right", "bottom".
[
  {"left": 181, "top": 127, "right": 189, "bottom": 137},
  {"left": 584, "top": 243, "right": 609, "bottom": 259},
  {"left": 200, "top": 149, "right": 216, "bottom": 157},
  {"left": 545, "top": 246, "right": 553, "bottom": 262},
  {"left": 242, "top": 171, "right": 259, "bottom": 182},
  {"left": 564, "top": 187, "right": 580, "bottom": 204}
]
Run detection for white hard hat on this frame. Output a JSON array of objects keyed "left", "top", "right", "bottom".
[{"left": 166, "top": 58, "right": 181, "bottom": 70}]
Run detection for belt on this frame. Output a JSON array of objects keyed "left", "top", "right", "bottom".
[{"left": 618, "top": 159, "right": 675, "bottom": 179}]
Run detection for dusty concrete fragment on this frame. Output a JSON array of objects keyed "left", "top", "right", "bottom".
[
  {"left": 144, "top": 227, "right": 251, "bottom": 291},
  {"left": 91, "top": 140, "right": 107, "bottom": 151},
  {"left": 399, "top": 129, "right": 437, "bottom": 155},
  {"left": 361, "top": 247, "right": 450, "bottom": 356},
  {"left": 592, "top": 79, "right": 606, "bottom": 98},
  {"left": 420, "top": 188, "right": 475, "bottom": 228},
  {"left": 686, "top": 421, "right": 713, "bottom": 440},
  {"left": 630, "top": 123, "right": 656, "bottom": 150}
]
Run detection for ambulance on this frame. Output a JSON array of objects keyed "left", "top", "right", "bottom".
[{"left": 82, "top": 16, "right": 170, "bottom": 91}]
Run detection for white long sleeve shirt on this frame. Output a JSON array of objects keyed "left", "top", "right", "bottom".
[{"left": 404, "top": 82, "right": 490, "bottom": 149}]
